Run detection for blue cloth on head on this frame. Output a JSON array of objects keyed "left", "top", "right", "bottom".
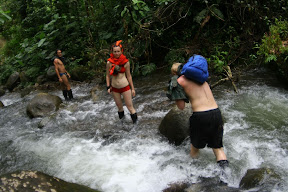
[{"left": 180, "top": 55, "right": 209, "bottom": 84}]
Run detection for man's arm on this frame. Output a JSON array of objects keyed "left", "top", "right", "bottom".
[{"left": 176, "top": 99, "right": 185, "bottom": 110}]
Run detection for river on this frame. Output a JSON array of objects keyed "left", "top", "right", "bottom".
[{"left": 0, "top": 69, "right": 287, "bottom": 192}]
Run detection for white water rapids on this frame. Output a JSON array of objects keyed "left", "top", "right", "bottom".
[{"left": 0, "top": 70, "right": 287, "bottom": 192}]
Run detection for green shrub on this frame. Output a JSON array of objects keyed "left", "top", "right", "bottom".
[
  {"left": 0, "top": 64, "right": 14, "bottom": 84},
  {"left": 164, "top": 49, "right": 186, "bottom": 70},
  {"left": 257, "top": 19, "right": 288, "bottom": 80}
]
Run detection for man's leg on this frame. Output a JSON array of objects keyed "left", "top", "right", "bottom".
[
  {"left": 190, "top": 144, "right": 200, "bottom": 158},
  {"left": 62, "top": 75, "right": 73, "bottom": 99},
  {"left": 62, "top": 90, "right": 68, "bottom": 100},
  {"left": 212, "top": 147, "right": 227, "bottom": 161},
  {"left": 61, "top": 75, "right": 71, "bottom": 90}
]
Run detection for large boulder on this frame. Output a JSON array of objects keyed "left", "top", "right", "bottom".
[
  {"left": 19, "top": 71, "right": 29, "bottom": 83},
  {"left": 6, "top": 72, "right": 20, "bottom": 91},
  {"left": 46, "top": 65, "right": 58, "bottom": 81},
  {"left": 164, "top": 177, "right": 240, "bottom": 192},
  {"left": 91, "top": 85, "right": 101, "bottom": 102},
  {"left": 26, "top": 93, "right": 62, "bottom": 118},
  {"left": 36, "top": 75, "right": 47, "bottom": 85},
  {"left": 0, "top": 87, "right": 6, "bottom": 96},
  {"left": 70, "top": 66, "right": 91, "bottom": 81},
  {"left": 0, "top": 170, "right": 100, "bottom": 192},
  {"left": 159, "top": 104, "right": 192, "bottom": 145},
  {"left": 239, "top": 167, "right": 281, "bottom": 190}
]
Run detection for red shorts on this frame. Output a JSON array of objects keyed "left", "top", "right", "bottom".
[{"left": 111, "top": 85, "right": 131, "bottom": 93}]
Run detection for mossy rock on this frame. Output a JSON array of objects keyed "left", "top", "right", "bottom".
[
  {"left": 0, "top": 170, "right": 101, "bottom": 192},
  {"left": 70, "top": 66, "right": 93, "bottom": 82},
  {"left": 240, "top": 167, "right": 281, "bottom": 190},
  {"left": 159, "top": 104, "right": 191, "bottom": 145},
  {"left": 26, "top": 93, "right": 62, "bottom": 118}
]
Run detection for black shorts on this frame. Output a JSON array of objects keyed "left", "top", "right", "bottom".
[{"left": 189, "top": 108, "right": 224, "bottom": 149}]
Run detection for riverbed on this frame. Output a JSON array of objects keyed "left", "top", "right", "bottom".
[{"left": 0, "top": 68, "right": 287, "bottom": 192}]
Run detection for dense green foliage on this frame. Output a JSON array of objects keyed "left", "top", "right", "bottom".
[
  {"left": 0, "top": 0, "right": 288, "bottom": 85},
  {"left": 256, "top": 19, "right": 288, "bottom": 79}
]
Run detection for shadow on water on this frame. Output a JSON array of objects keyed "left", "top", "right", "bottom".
[{"left": 0, "top": 68, "right": 288, "bottom": 192}]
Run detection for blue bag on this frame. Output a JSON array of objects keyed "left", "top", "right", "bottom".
[{"left": 180, "top": 55, "right": 209, "bottom": 84}]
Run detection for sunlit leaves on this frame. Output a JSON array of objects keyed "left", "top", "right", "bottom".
[
  {"left": 141, "top": 63, "right": 156, "bottom": 76},
  {"left": 194, "top": 4, "right": 224, "bottom": 25},
  {"left": 37, "top": 38, "right": 46, "bottom": 47},
  {"left": 0, "top": 8, "right": 11, "bottom": 24}
]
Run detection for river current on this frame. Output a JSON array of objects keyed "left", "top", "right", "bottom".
[{"left": 0, "top": 69, "right": 287, "bottom": 192}]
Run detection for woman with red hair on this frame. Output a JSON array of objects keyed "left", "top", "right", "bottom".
[{"left": 106, "top": 40, "right": 138, "bottom": 124}]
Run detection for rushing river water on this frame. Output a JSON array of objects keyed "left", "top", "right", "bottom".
[{"left": 0, "top": 69, "right": 288, "bottom": 192}]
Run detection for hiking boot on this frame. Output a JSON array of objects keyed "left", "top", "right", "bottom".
[
  {"left": 130, "top": 113, "right": 138, "bottom": 124},
  {"left": 217, "top": 160, "right": 229, "bottom": 184},
  {"left": 62, "top": 90, "right": 68, "bottom": 101},
  {"left": 67, "top": 89, "right": 73, "bottom": 100},
  {"left": 217, "top": 160, "right": 229, "bottom": 169},
  {"left": 118, "top": 111, "right": 125, "bottom": 119}
]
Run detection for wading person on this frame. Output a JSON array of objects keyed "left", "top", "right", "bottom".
[
  {"left": 106, "top": 40, "right": 137, "bottom": 124},
  {"left": 53, "top": 49, "right": 73, "bottom": 101},
  {"left": 170, "top": 56, "right": 228, "bottom": 169}
]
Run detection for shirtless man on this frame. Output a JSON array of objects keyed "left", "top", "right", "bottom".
[
  {"left": 172, "top": 63, "right": 228, "bottom": 168},
  {"left": 53, "top": 49, "right": 73, "bottom": 100}
]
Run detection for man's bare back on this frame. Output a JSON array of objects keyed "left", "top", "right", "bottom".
[{"left": 177, "top": 75, "right": 218, "bottom": 112}]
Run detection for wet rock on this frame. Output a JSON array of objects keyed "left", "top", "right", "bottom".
[
  {"left": 159, "top": 104, "right": 191, "bottom": 145},
  {"left": 0, "top": 170, "right": 100, "bottom": 192},
  {"left": 36, "top": 75, "right": 47, "bottom": 85},
  {"left": 6, "top": 72, "right": 20, "bottom": 91},
  {"left": 0, "top": 101, "right": 4, "bottom": 108},
  {"left": 0, "top": 87, "right": 6, "bottom": 96},
  {"left": 19, "top": 71, "right": 29, "bottom": 83},
  {"left": 26, "top": 93, "right": 62, "bottom": 118},
  {"left": 20, "top": 86, "right": 35, "bottom": 98},
  {"left": 70, "top": 66, "right": 91, "bottom": 81},
  {"left": 186, "top": 177, "right": 240, "bottom": 192},
  {"left": 163, "top": 182, "right": 189, "bottom": 192},
  {"left": 46, "top": 65, "right": 58, "bottom": 81},
  {"left": 38, "top": 116, "right": 51, "bottom": 128},
  {"left": 239, "top": 167, "right": 282, "bottom": 190},
  {"left": 163, "top": 177, "right": 240, "bottom": 192},
  {"left": 91, "top": 85, "right": 100, "bottom": 102}
]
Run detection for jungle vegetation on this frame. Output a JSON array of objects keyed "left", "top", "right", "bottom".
[{"left": 0, "top": 0, "right": 288, "bottom": 86}]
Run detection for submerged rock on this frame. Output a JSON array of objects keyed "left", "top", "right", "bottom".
[
  {"left": 159, "top": 104, "right": 191, "bottom": 145},
  {"left": 240, "top": 167, "right": 282, "bottom": 190},
  {"left": 163, "top": 177, "right": 240, "bottom": 192},
  {"left": 0, "top": 170, "right": 100, "bottom": 192}
]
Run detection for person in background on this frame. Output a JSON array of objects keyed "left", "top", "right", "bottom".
[
  {"left": 106, "top": 40, "right": 137, "bottom": 124},
  {"left": 53, "top": 49, "right": 73, "bottom": 101}
]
